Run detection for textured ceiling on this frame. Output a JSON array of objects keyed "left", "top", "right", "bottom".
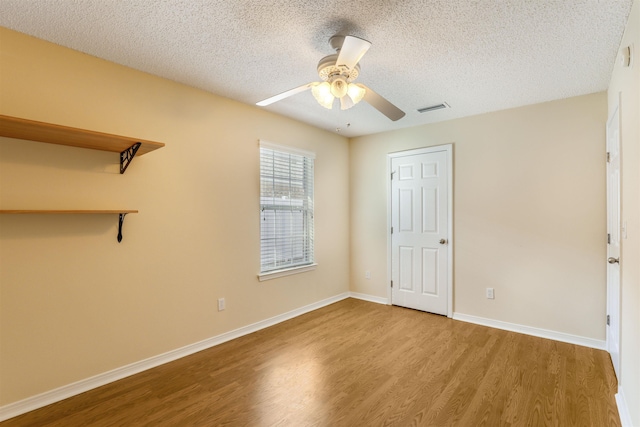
[{"left": 0, "top": 0, "right": 633, "bottom": 137}]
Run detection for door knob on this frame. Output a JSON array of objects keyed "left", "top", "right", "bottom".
[
  {"left": 608, "top": 257, "right": 619, "bottom": 264},
  {"left": 439, "top": 239, "right": 448, "bottom": 245}
]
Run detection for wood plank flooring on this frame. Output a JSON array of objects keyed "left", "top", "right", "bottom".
[{"left": 2, "top": 298, "right": 620, "bottom": 426}]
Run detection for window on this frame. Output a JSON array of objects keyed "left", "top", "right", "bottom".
[{"left": 259, "top": 141, "right": 315, "bottom": 279}]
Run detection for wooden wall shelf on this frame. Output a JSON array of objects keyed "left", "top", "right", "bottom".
[
  {"left": 0, "top": 210, "right": 138, "bottom": 242},
  {"left": 0, "top": 210, "right": 138, "bottom": 214},
  {"left": 0, "top": 114, "right": 165, "bottom": 173},
  {"left": 0, "top": 114, "right": 159, "bottom": 242}
]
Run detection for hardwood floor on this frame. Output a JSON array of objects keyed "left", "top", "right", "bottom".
[{"left": 2, "top": 298, "right": 619, "bottom": 426}]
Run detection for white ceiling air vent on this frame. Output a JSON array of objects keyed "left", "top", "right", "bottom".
[{"left": 417, "top": 102, "right": 450, "bottom": 113}]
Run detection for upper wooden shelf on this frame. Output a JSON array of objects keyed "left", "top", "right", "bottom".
[
  {"left": 0, "top": 114, "right": 165, "bottom": 173},
  {"left": 0, "top": 115, "right": 164, "bottom": 155}
]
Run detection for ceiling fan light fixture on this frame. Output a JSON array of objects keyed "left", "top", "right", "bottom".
[
  {"left": 330, "top": 76, "right": 348, "bottom": 98},
  {"left": 347, "top": 83, "right": 366, "bottom": 104},
  {"left": 256, "top": 35, "right": 405, "bottom": 121},
  {"left": 312, "top": 82, "right": 334, "bottom": 109},
  {"left": 340, "top": 94, "right": 355, "bottom": 110}
]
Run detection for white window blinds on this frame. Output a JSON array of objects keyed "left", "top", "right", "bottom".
[{"left": 259, "top": 142, "right": 315, "bottom": 273}]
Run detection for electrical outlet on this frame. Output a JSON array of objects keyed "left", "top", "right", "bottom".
[
  {"left": 365, "top": 270, "right": 371, "bottom": 279},
  {"left": 218, "top": 298, "right": 225, "bottom": 311},
  {"left": 486, "top": 288, "right": 495, "bottom": 299}
]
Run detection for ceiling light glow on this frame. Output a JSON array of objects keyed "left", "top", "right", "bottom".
[{"left": 312, "top": 82, "right": 334, "bottom": 109}]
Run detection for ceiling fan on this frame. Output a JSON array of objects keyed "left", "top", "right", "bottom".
[{"left": 256, "top": 35, "right": 406, "bottom": 121}]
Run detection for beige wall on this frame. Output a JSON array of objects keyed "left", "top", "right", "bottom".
[
  {"left": 350, "top": 93, "right": 607, "bottom": 340},
  {"left": 0, "top": 28, "right": 350, "bottom": 405},
  {"left": 608, "top": 0, "right": 640, "bottom": 424}
]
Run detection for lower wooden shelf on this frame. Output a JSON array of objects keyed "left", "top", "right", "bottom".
[
  {"left": 0, "top": 210, "right": 138, "bottom": 242},
  {"left": 0, "top": 209, "right": 137, "bottom": 214}
]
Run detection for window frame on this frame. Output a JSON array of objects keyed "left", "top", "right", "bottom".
[{"left": 258, "top": 140, "right": 316, "bottom": 281}]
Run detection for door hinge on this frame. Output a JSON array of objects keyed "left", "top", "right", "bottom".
[
  {"left": 391, "top": 226, "right": 394, "bottom": 234},
  {"left": 607, "top": 314, "right": 610, "bottom": 326},
  {"left": 608, "top": 233, "right": 611, "bottom": 244},
  {"left": 391, "top": 171, "right": 396, "bottom": 180},
  {"left": 391, "top": 280, "right": 394, "bottom": 288},
  {"left": 607, "top": 152, "right": 611, "bottom": 163}
]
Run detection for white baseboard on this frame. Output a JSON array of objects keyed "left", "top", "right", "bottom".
[
  {"left": 0, "top": 292, "right": 350, "bottom": 422},
  {"left": 452, "top": 312, "right": 606, "bottom": 350},
  {"left": 349, "top": 291, "right": 389, "bottom": 305},
  {"left": 616, "top": 386, "right": 633, "bottom": 427}
]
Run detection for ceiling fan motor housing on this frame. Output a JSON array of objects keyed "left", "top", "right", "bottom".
[{"left": 317, "top": 54, "right": 360, "bottom": 82}]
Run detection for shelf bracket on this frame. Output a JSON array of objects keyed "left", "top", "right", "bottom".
[
  {"left": 120, "top": 142, "right": 142, "bottom": 174},
  {"left": 118, "top": 213, "right": 128, "bottom": 243}
]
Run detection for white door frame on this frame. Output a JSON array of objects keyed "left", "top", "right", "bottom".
[
  {"left": 606, "top": 97, "right": 621, "bottom": 378},
  {"left": 387, "top": 144, "right": 453, "bottom": 317}
]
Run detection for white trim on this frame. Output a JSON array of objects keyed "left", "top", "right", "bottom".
[
  {"left": 349, "top": 292, "right": 389, "bottom": 305},
  {"left": 387, "top": 144, "right": 454, "bottom": 317},
  {"left": 452, "top": 312, "right": 606, "bottom": 350},
  {"left": 446, "top": 145, "right": 453, "bottom": 317},
  {"left": 258, "top": 263, "right": 317, "bottom": 281},
  {"left": 0, "top": 292, "right": 350, "bottom": 422},
  {"left": 386, "top": 151, "right": 393, "bottom": 305},
  {"left": 258, "top": 139, "right": 316, "bottom": 159},
  {"left": 606, "top": 94, "right": 622, "bottom": 380},
  {"left": 615, "top": 386, "right": 633, "bottom": 427}
]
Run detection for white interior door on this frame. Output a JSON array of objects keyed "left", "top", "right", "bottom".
[
  {"left": 390, "top": 145, "right": 452, "bottom": 315},
  {"left": 606, "top": 102, "right": 621, "bottom": 379}
]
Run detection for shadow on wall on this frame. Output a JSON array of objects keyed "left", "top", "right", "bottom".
[
  {"left": 1, "top": 137, "right": 123, "bottom": 174},
  {"left": 0, "top": 214, "right": 119, "bottom": 241}
]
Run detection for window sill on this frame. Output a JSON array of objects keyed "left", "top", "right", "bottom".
[{"left": 258, "top": 263, "right": 317, "bottom": 282}]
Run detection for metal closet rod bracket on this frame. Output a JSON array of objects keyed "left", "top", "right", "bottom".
[{"left": 120, "top": 142, "right": 142, "bottom": 174}]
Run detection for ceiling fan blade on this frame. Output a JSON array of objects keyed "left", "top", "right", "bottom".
[
  {"left": 361, "top": 85, "right": 405, "bottom": 121},
  {"left": 256, "top": 83, "right": 315, "bottom": 106},
  {"left": 336, "top": 36, "right": 371, "bottom": 70}
]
